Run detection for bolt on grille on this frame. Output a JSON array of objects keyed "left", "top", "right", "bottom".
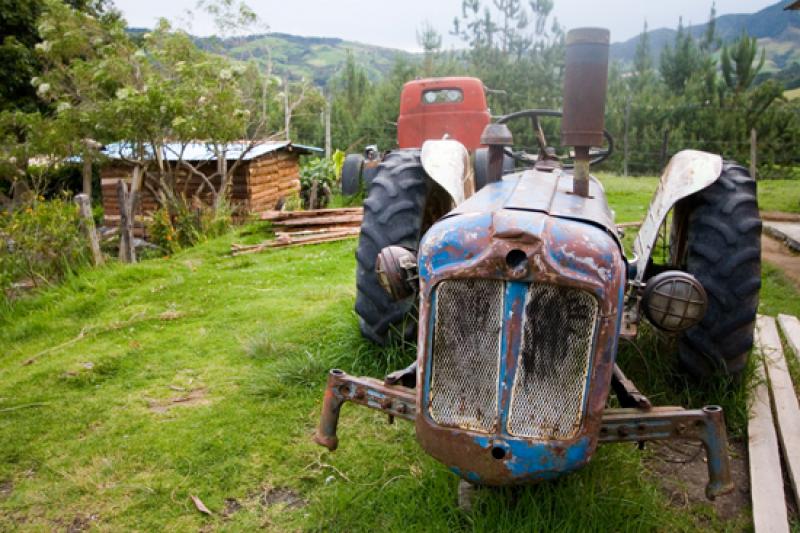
[
  {"left": 429, "top": 279, "right": 503, "bottom": 433},
  {"left": 507, "top": 284, "right": 598, "bottom": 440}
]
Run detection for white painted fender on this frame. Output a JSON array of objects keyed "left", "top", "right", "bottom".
[
  {"left": 420, "top": 139, "right": 475, "bottom": 206},
  {"left": 632, "top": 149, "right": 723, "bottom": 282}
]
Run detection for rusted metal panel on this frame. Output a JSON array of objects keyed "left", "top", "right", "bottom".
[
  {"left": 414, "top": 206, "right": 626, "bottom": 485},
  {"left": 632, "top": 150, "right": 723, "bottom": 282},
  {"left": 420, "top": 139, "right": 474, "bottom": 206},
  {"left": 449, "top": 169, "right": 619, "bottom": 246},
  {"left": 398, "top": 77, "right": 491, "bottom": 151}
]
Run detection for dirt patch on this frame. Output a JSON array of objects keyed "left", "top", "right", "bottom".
[
  {"left": 222, "top": 498, "right": 242, "bottom": 518},
  {"left": 148, "top": 388, "right": 209, "bottom": 413},
  {"left": 0, "top": 480, "right": 12, "bottom": 500},
  {"left": 258, "top": 487, "right": 306, "bottom": 510},
  {"left": 762, "top": 235, "right": 800, "bottom": 289},
  {"left": 65, "top": 513, "right": 99, "bottom": 532},
  {"left": 646, "top": 438, "right": 749, "bottom": 522}
]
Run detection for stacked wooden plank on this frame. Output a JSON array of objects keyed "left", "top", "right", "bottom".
[
  {"left": 261, "top": 207, "right": 363, "bottom": 232},
  {"left": 232, "top": 208, "right": 363, "bottom": 255},
  {"left": 749, "top": 314, "right": 800, "bottom": 533}
]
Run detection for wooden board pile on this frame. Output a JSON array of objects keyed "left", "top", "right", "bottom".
[
  {"left": 749, "top": 314, "right": 800, "bottom": 533},
  {"left": 231, "top": 207, "right": 363, "bottom": 255}
]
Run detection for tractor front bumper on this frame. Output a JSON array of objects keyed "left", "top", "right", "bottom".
[{"left": 314, "top": 369, "right": 734, "bottom": 500}]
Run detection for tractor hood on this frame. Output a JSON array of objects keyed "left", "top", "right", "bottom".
[{"left": 446, "top": 168, "right": 621, "bottom": 252}]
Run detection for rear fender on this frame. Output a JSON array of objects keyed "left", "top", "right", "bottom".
[
  {"left": 632, "top": 150, "right": 722, "bottom": 282},
  {"left": 421, "top": 139, "right": 475, "bottom": 206}
]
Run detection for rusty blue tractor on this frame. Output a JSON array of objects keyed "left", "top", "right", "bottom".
[{"left": 314, "top": 27, "right": 761, "bottom": 505}]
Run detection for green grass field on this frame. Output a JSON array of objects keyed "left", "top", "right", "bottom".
[{"left": 0, "top": 176, "right": 798, "bottom": 531}]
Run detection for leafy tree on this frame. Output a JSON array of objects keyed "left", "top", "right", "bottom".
[
  {"left": 0, "top": 0, "right": 117, "bottom": 113},
  {"left": 0, "top": 0, "right": 42, "bottom": 113}
]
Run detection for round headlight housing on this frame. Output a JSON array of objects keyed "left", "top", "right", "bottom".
[{"left": 642, "top": 271, "right": 708, "bottom": 332}]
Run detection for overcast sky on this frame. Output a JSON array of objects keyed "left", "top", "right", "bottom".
[{"left": 113, "top": 0, "right": 780, "bottom": 51}]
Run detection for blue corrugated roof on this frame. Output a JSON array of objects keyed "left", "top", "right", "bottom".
[{"left": 102, "top": 140, "right": 322, "bottom": 162}]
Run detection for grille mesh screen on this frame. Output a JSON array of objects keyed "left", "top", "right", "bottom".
[
  {"left": 429, "top": 279, "right": 503, "bottom": 433},
  {"left": 507, "top": 284, "right": 598, "bottom": 440}
]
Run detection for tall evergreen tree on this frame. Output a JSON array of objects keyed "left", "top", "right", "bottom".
[
  {"left": 631, "top": 20, "right": 653, "bottom": 90},
  {"left": 721, "top": 33, "right": 766, "bottom": 95}
]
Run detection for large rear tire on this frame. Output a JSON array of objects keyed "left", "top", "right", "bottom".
[
  {"left": 670, "top": 162, "right": 762, "bottom": 377},
  {"left": 341, "top": 154, "right": 364, "bottom": 196},
  {"left": 355, "top": 150, "right": 429, "bottom": 345}
]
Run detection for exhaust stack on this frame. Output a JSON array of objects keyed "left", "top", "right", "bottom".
[{"left": 561, "top": 28, "right": 610, "bottom": 197}]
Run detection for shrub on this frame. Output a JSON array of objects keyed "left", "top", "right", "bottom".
[
  {"left": 299, "top": 156, "right": 339, "bottom": 209},
  {"left": 148, "top": 199, "right": 231, "bottom": 254},
  {"left": 0, "top": 195, "right": 90, "bottom": 298}
]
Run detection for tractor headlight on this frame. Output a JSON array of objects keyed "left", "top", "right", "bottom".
[
  {"left": 376, "top": 246, "right": 418, "bottom": 301},
  {"left": 642, "top": 271, "right": 708, "bottom": 332}
]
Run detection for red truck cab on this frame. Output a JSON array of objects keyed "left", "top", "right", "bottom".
[{"left": 397, "top": 77, "right": 491, "bottom": 151}]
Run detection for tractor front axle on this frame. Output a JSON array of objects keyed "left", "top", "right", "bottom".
[{"left": 314, "top": 369, "right": 734, "bottom": 499}]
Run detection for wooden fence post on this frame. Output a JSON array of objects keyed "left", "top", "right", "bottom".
[
  {"left": 82, "top": 153, "right": 93, "bottom": 198},
  {"left": 74, "top": 193, "right": 104, "bottom": 266},
  {"left": 116, "top": 180, "right": 136, "bottom": 263},
  {"left": 325, "top": 97, "right": 332, "bottom": 159},
  {"left": 751, "top": 128, "right": 758, "bottom": 179},
  {"left": 623, "top": 95, "right": 631, "bottom": 177}
]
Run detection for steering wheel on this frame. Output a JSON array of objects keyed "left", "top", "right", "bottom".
[{"left": 497, "top": 109, "right": 614, "bottom": 167}]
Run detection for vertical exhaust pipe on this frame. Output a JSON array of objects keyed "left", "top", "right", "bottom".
[{"left": 561, "top": 28, "right": 610, "bottom": 197}]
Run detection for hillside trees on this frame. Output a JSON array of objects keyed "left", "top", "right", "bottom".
[{"left": 296, "top": 0, "right": 800, "bottom": 179}]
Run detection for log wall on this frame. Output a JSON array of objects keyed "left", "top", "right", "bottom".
[{"left": 100, "top": 150, "right": 302, "bottom": 232}]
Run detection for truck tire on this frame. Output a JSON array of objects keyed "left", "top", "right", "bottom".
[
  {"left": 341, "top": 154, "right": 364, "bottom": 196},
  {"left": 355, "top": 151, "right": 429, "bottom": 344},
  {"left": 670, "top": 162, "right": 762, "bottom": 377}
]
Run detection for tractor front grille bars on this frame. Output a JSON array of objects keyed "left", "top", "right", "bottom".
[
  {"left": 429, "top": 279, "right": 503, "bottom": 433},
  {"left": 427, "top": 279, "right": 597, "bottom": 439},
  {"left": 507, "top": 284, "right": 598, "bottom": 439}
]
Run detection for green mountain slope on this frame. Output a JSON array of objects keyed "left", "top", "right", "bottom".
[
  {"left": 196, "top": 33, "right": 418, "bottom": 86},
  {"left": 610, "top": 1, "right": 800, "bottom": 73}
]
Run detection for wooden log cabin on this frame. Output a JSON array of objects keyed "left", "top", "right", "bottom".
[{"left": 100, "top": 141, "right": 321, "bottom": 234}]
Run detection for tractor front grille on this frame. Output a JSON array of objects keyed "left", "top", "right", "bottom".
[
  {"left": 429, "top": 279, "right": 503, "bottom": 433},
  {"left": 507, "top": 284, "right": 598, "bottom": 440},
  {"left": 428, "top": 279, "right": 598, "bottom": 440}
]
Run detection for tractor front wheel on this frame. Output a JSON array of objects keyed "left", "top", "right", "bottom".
[
  {"left": 355, "top": 150, "right": 429, "bottom": 345},
  {"left": 670, "top": 162, "right": 762, "bottom": 377}
]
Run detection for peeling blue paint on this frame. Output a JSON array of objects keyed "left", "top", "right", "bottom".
[{"left": 468, "top": 434, "right": 592, "bottom": 481}]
